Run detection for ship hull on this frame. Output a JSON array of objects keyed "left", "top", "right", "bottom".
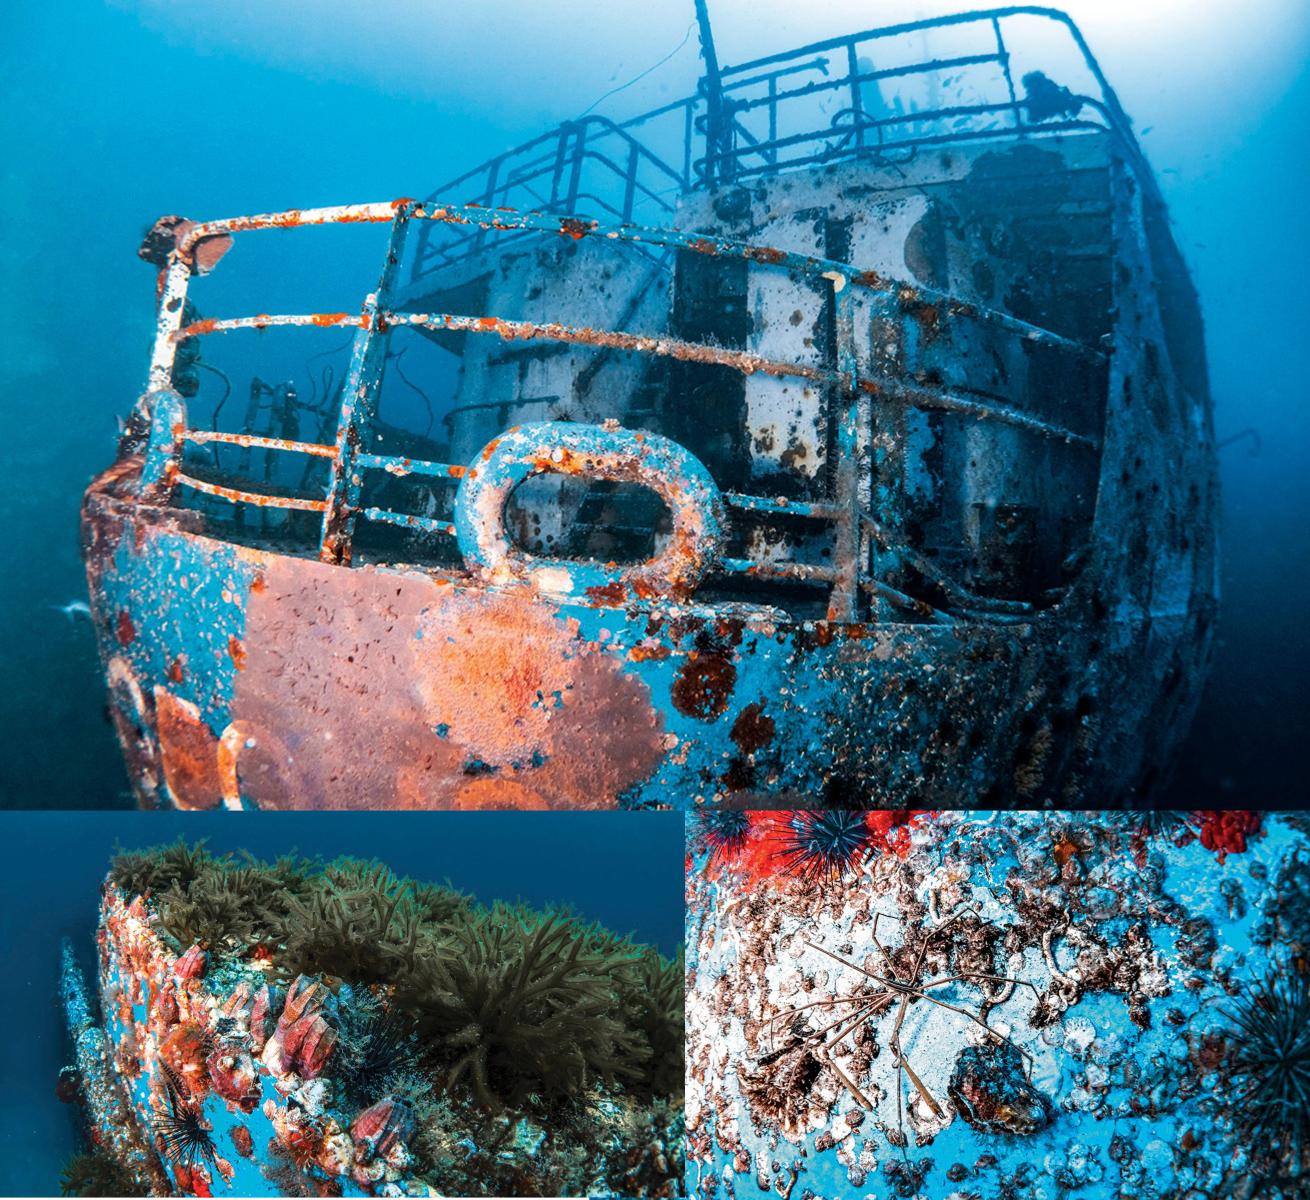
[{"left": 84, "top": 461, "right": 1213, "bottom": 809}]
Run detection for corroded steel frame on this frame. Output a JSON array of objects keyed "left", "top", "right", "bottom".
[{"left": 141, "top": 198, "right": 1101, "bottom": 624}]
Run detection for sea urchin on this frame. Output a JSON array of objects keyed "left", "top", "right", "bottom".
[
  {"left": 153, "top": 1064, "right": 217, "bottom": 1171},
  {"left": 1218, "top": 967, "right": 1310, "bottom": 1170},
  {"left": 771, "top": 811, "right": 870, "bottom": 883},
  {"left": 695, "top": 810, "right": 752, "bottom": 868}
]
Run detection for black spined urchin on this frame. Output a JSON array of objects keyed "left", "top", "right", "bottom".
[
  {"left": 1218, "top": 967, "right": 1310, "bottom": 1170},
  {"left": 335, "top": 987, "right": 425, "bottom": 1111},
  {"left": 153, "top": 1063, "right": 217, "bottom": 1171},
  {"left": 695, "top": 810, "right": 752, "bottom": 867},
  {"left": 771, "top": 811, "right": 870, "bottom": 884}
]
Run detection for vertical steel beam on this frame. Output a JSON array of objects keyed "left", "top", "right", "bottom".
[
  {"left": 695, "top": 0, "right": 734, "bottom": 186},
  {"left": 993, "top": 18, "right": 1020, "bottom": 132},
  {"left": 319, "top": 211, "right": 412, "bottom": 565},
  {"left": 847, "top": 42, "right": 865, "bottom": 153},
  {"left": 865, "top": 288, "right": 904, "bottom": 622},
  {"left": 828, "top": 279, "right": 861, "bottom": 622}
]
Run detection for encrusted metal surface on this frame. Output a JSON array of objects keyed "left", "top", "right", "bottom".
[{"left": 84, "top": 10, "right": 1217, "bottom": 809}]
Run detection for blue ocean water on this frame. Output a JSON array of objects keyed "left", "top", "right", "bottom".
[
  {"left": 2, "top": 1, "right": 1306, "bottom": 808},
  {"left": 0, "top": 809, "right": 683, "bottom": 1196}
]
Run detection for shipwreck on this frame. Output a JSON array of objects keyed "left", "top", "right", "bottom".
[{"left": 82, "top": 6, "right": 1217, "bottom": 809}]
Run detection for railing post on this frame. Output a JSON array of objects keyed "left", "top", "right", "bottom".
[
  {"left": 993, "top": 18, "right": 1020, "bottom": 132},
  {"left": 140, "top": 389, "right": 186, "bottom": 503},
  {"left": 829, "top": 279, "right": 861, "bottom": 623},
  {"left": 623, "top": 141, "right": 639, "bottom": 222},
  {"left": 847, "top": 42, "right": 866, "bottom": 153},
  {"left": 146, "top": 253, "right": 193, "bottom": 394},
  {"left": 864, "top": 287, "right": 904, "bottom": 622},
  {"left": 319, "top": 211, "right": 412, "bottom": 565},
  {"left": 565, "top": 122, "right": 587, "bottom": 212}
]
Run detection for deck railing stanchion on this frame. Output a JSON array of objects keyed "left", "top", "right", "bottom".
[
  {"left": 829, "top": 280, "right": 861, "bottom": 623},
  {"left": 319, "top": 209, "right": 412, "bottom": 565}
]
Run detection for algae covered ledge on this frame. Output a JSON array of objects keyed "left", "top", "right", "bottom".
[{"left": 60, "top": 842, "right": 684, "bottom": 1197}]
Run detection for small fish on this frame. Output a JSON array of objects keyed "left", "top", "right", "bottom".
[{"left": 52, "top": 600, "right": 92, "bottom": 622}]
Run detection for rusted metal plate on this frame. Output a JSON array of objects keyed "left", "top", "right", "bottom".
[{"left": 85, "top": 454, "right": 1210, "bottom": 809}]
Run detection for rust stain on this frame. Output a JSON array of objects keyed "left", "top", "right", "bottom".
[
  {"left": 115, "top": 609, "right": 136, "bottom": 647},
  {"left": 730, "top": 702, "right": 776, "bottom": 754},
  {"left": 155, "top": 688, "right": 224, "bottom": 810},
  {"left": 227, "top": 636, "right": 247, "bottom": 671},
  {"left": 586, "top": 581, "right": 629, "bottom": 606},
  {"left": 671, "top": 650, "right": 737, "bottom": 721},
  {"left": 228, "top": 558, "right": 664, "bottom": 809},
  {"left": 628, "top": 640, "right": 672, "bottom": 663}
]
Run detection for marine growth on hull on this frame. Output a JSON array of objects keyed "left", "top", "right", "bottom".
[
  {"left": 83, "top": 8, "right": 1218, "bottom": 809},
  {"left": 60, "top": 844, "right": 683, "bottom": 1197},
  {"left": 685, "top": 811, "right": 1309, "bottom": 1199}
]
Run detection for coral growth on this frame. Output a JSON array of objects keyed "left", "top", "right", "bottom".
[
  {"left": 98, "top": 842, "right": 682, "bottom": 1195},
  {"left": 59, "top": 1151, "right": 137, "bottom": 1198}
]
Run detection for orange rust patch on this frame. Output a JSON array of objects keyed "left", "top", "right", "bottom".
[
  {"left": 730, "top": 702, "right": 775, "bottom": 755},
  {"left": 586, "top": 580, "right": 629, "bottom": 606},
  {"left": 310, "top": 312, "right": 351, "bottom": 327},
  {"left": 250, "top": 573, "right": 267, "bottom": 593},
  {"left": 628, "top": 640, "right": 672, "bottom": 663},
  {"left": 1053, "top": 834, "right": 1080, "bottom": 868},
  {"left": 228, "top": 636, "right": 247, "bottom": 670},
  {"left": 414, "top": 592, "right": 587, "bottom": 768},
  {"left": 671, "top": 650, "right": 737, "bottom": 721},
  {"left": 232, "top": 560, "right": 665, "bottom": 807},
  {"left": 155, "top": 688, "right": 224, "bottom": 810},
  {"left": 450, "top": 777, "right": 551, "bottom": 810},
  {"left": 167, "top": 657, "right": 185, "bottom": 684},
  {"left": 116, "top": 609, "right": 136, "bottom": 647}
]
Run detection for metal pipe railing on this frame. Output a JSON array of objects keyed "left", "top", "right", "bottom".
[{"left": 143, "top": 198, "right": 1103, "bottom": 621}]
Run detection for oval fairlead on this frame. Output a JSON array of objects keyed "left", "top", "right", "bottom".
[{"left": 454, "top": 422, "right": 726, "bottom": 602}]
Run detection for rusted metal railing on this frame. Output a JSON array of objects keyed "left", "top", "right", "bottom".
[{"left": 141, "top": 199, "right": 1103, "bottom": 622}]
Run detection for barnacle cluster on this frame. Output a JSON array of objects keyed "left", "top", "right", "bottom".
[{"left": 106, "top": 841, "right": 683, "bottom": 1196}]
